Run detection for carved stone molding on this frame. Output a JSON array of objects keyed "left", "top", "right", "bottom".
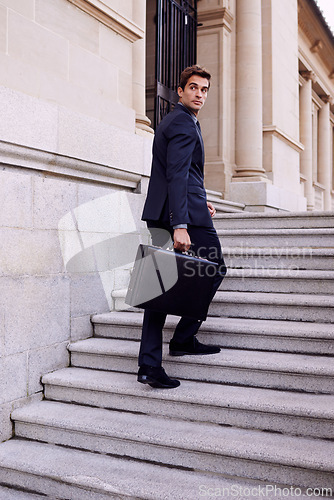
[
  {"left": 0, "top": 140, "right": 142, "bottom": 190},
  {"left": 310, "top": 40, "right": 323, "bottom": 53},
  {"left": 320, "top": 94, "right": 334, "bottom": 105},
  {"left": 198, "top": 7, "right": 233, "bottom": 32},
  {"left": 263, "top": 126, "right": 304, "bottom": 153},
  {"left": 135, "top": 114, "right": 154, "bottom": 135},
  {"left": 300, "top": 70, "right": 316, "bottom": 83},
  {"left": 66, "top": 0, "right": 144, "bottom": 42},
  {"left": 298, "top": 0, "right": 334, "bottom": 75}
]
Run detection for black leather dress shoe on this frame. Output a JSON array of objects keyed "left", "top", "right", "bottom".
[
  {"left": 138, "top": 365, "right": 180, "bottom": 389},
  {"left": 169, "top": 337, "right": 221, "bottom": 356}
]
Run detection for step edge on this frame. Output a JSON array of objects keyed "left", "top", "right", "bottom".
[{"left": 12, "top": 406, "right": 334, "bottom": 472}]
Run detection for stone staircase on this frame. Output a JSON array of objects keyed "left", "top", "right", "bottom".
[
  {"left": 206, "top": 189, "right": 245, "bottom": 213},
  {"left": 0, "top": 211, "right": 334, "bottom": 499}
]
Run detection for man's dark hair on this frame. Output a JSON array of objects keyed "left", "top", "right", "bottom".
[{"left": 179, "top": 65, "right": 211, "bottom": 90}]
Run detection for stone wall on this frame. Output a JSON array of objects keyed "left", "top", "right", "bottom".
[{"left": 0, "top": 0, "right": 152, "bottom": 443}]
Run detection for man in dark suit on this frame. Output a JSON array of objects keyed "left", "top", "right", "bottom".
[{"left": 138, "top": 65, "right": 226, "bottom": 389}]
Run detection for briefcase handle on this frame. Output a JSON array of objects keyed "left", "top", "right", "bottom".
[
  {"left": 165, "top": 245, "right": 212, "bottom": 262},
  {"left": 166, "top": 245, "right": 192, "bottom": 257}
]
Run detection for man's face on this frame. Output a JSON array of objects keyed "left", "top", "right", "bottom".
[{"left": 177, "top": 75, "right": 209, "bottom": 116}]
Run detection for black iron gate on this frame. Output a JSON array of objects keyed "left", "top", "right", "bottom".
[{"left": 155, "top": 0, "right": 197, "bottom": 128}]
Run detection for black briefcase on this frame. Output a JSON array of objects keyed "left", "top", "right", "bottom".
[{"left": 125, "top": 244, "right": 218, "bottom": 321}]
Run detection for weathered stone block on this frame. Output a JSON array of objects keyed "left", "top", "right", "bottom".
[
  {"left": 99, "top": 270, "right": 115, "bottom": 309},
  {"left": 0, "top": 228, "right": 65, "bottom": 276},
  {"left": 0, "top": 404, "right": 13, "bottom": 443},
  {"left": 106, "top": 126, "right": 145, "bottom": 175},
  {"left": 35, "top": 0, "right": 99, "bottom": 54},
  {"left": 3, "top": 275, "right": 70, "bottom": 355},
  {"left": 0, "top": 5, "right": 6, "bottom": 54},
  {"left": 126, "top": 192, "right": 149, "bottom": 230},
  {"left": 69, "top": 272, "right": 109, "bottom": 317},
  {"left": 33, "top": 176, "right": 78, "bottom": 231},
  {"left": 76, "top": 189, "right": 136, "bottom": 234},
  {"left": 0, "top": 306, "right": 4, "bottom": 359},
  {"left": 99, "top": 24, "right": 132, "bottom": 74},
  {"left": 58, "top": 228, "right": 89, "bottom": 274},
  {"left": 110, "top": 0, "right": 133, "bottom": 20},
  {"left": 229, "top": 181, "right": 307, "bottom": 212},
  {"left": 57, "top": 107, "right": 135, "bottom": 169},
  {"left": 116, "top": 69, "right": 132, "bottom": 108},
  {"left": 0, "top": 0, "right": 34, "bottom": 18},
  {"left": 28, "top": 341, "right": 69, "bottom": 394},
  {"left": 77, "top": 182, "right": 116, "bottom": 208},
  {"left": 0, "top": 52, "right": 41, "bottom": 98},
  {"left": 0, "top": 352, "right": 27, "bottom": 404},
  {"left": 37, "top": 69, "right": 70, "bottom": 110},
  {"left": 99, "top": 98, "right": 136, "bottom": 132},
  {"left": 70, "top": 314, "right": 94, "bottom": 342},
  {"left": 142, "top": 134, "right": 153, "bottom": 177},
  {"left": 0, "top": 85, "right": 58, "bottom": 151},
  {"left": 0, "top": 169, "right": 33, "bottom": 229},
  {"left": 69, "top": 44, "right": 118, "bottom": 101},
  {"left": 113, "top": 267, "right": 131, "bottom": 290},
  {"left": 8, "top": 11, "right": 68, "bottom": 80},
  {"left": 58, "top": 83, "right": 115, "bottom": 128}
]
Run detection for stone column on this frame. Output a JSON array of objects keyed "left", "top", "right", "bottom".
[
  {"left": 132, "top": 0, "right": 153, "bottom": 134},
  {"left": 233, "top": 0, "right": 266, "bottom": 181},
  {"left": 197, "top": 2, "right": 234, "bottom": 195},
  {"left": 299, "top": 71, "right": 315, "bottom": 210},
  {"left": 318, "top": 95, "right": 333, "bottom": 211}
]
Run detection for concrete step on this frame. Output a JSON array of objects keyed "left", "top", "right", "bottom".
[
  {"left": 0, "top": 487, "right": 46, "bottom": 499},
  {"left": 217, "top": 228, "right": 334, "bottom": 248},
  {"left": 114, "top": 288, "right": 334, "bottom": 323},
  {"left": 11, "top": 401, "right": 334, "bottom": 489},
  {"left": 223, "top": 247, "right": 334, "bottom": 271},
  {"left": 68, "top": 338, "right": 334, "bottom": 393},
  {"left": 210, "top": 291, "right": 334, "bottom": 323},
  {"left": 112, "top": 287, "right": 334, "bottom": 323},
  {"left": 92, "top": 311, "right": 334, "bottom": 355},
  {"left": 213, "top": 211, "right": 334, "bottom": 230},
  {"left": 220, "top": 269, "right": 334, "bottom": 295},
  {"left": 206, "top": 190, "right": 245, "bottom": 213},
  {"left": 42, "top": 367, "right": 334, "bottom": 439},
  {"left": 0, "top": 439, "right": 261, "bottom": 500}
]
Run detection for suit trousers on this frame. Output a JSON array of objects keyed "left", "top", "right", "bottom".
[{"left": 138, "top": 220, "right": 226, "bottom": 367}]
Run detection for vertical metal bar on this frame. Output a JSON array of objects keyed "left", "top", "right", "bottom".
[
  {"left": 155, "top": 0, "right": 161, "bottom": 128},
  {"left": 166, "top": 0, "right": 169, "bottom": 86},
  {"left": 171, "top": 1, "right": 174, "bottom": 91},
  {"left": 154, "top": 0, "right": 197, "bottom": 127},
  {"left": 161, "top": 0, "right": 166, "bottom": 84},
  {"left": 156, "top": 0, "right": 161, "bottom": 84},
  {"left": 176, "top": 4, "right": 180, "bottom": 86},
  {"left": 193, "top": 0, "right": 197, "bottom": 63},
  {"left": 164, "top": 0, "right": 167, "bottom": 86},
  {"left": 168, "top": 0, "right": 172, "bottom": 90},
  {"left": 162, "top": 0, "right": 165, "bottom": 86}
]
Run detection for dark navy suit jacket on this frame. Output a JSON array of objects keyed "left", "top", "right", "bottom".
[{"left": 142, "top": 103, "right": 213, "bottom": 228}]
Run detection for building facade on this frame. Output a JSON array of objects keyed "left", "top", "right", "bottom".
[
  {"left": 196, "top": 0, "right": 334, "bottom": 212},
  {"left": 0, "top": 0, "right": 333, "bottom": 443}
]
